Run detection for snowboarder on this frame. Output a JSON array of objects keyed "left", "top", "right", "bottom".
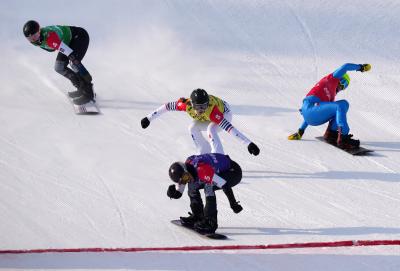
[
  {"left": 141, "top": 88, "right": 260, "bottom": 156},
  {"left": 167, "top": 153, "right": 243, "bottom": 234},
  {"left": 288, "top": 63, "right": 371, "bottom": 149},
  {"left": 23, "top": 20, "right": 94, "bottom": 105}
]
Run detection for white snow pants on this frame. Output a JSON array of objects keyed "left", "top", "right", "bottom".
[{"left": 188, "top": 110, "right": 232, "bottom": 154}]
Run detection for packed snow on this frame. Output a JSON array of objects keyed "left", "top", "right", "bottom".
[{"left": 0, "top": 0, "right": 399, "bottom": 270}]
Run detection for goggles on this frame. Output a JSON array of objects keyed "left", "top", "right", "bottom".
[
  {"left": 179, "top": 171, "right": 192, "bottom": 184},
  {"left": 193, "top": 102, "right": 208, "bottom": 111},
  {"left": 338, "top": 74, "right": 350, "bottom": 91},
  {"left": 27, "top": 32, "right": 41, "bottom": 43},
  {"left": 177, "top": 162, "right": 192, "bottom": 184},
  {"left": 339, "top": 78, "right": 348, "bottom": 90}
]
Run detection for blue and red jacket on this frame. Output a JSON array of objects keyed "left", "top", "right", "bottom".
[
  {"left": 305, "top": 63, "right": 362, "bottom": 102},
  {"left": 186, "top": 153, "right": 231, "bottom": 185},
  {"left": 299, "top": 63, "right": 362, "bottom": 131},
  {"left": 306, "top": 73, "right": 340, "bottom": 102}
]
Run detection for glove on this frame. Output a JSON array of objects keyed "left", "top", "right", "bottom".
[
  {"left": 141, "top": 117, "right": 150, "bottom": 129},
  {"left": 230, "top": 202, "right": 243, "bottom": 214},
  {"left": 288, "top": 129, "right": 304, "bottom": 140},
  {"left": 167, "top": 184, "right": 182, "bottom": 199},
  {"left": 248, "top": 142, "right": 260, "bottom": 156},
  {"left": 358, "top": 64, "right": 371, "bottom": 72}
]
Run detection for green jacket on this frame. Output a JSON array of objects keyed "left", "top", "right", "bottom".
[{"left": 32, "top": 25, "right": 72, "bottom": 52}]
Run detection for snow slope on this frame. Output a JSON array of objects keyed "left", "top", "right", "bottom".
[{"left": 0, "top": 0, "right": 399, "bottom": 270}]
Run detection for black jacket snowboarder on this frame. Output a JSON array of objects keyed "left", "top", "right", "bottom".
[{"left": 23, "top": 20, "right": 94, "bottom": 105}]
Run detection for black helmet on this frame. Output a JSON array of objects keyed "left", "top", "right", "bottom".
[
  {"left": 168, "top": 162, "right": 193, "bottom": 184},
  {"left": 190, "top": 88, "right": 209, "bottom": 107},
  {"left": 169, "top": 162, "right": 185, "bottom": 183},
  {"left": 23, "top": 20, "right": 40, "bottom": 37}
]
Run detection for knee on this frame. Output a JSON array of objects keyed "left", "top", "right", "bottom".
[
  {"left": 70, "top": 63, "right": 79, "bottom": 73},
  {"left": 337, "top": 100, "right": 350, "bottom": 112},
  {"left": 207, "top": 123, "right": 218, "bottom": 135},
  {"left": 188, "top": 122, "right": 197, "bottom": 133},
  {"left": 54, "top": 61, "right": 67, "bottom": 75},
  {"left": 230, "top": 161, "right": 242, "bottom": 186}
]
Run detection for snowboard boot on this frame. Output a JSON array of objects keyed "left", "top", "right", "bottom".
[
  {"left": 68, "top": 89, "right": 83, "bottom": 99},
  {"left": 194, "top": 196, "right": 218, "bottom": 233},
  {"left": 337, "top": 128, "right": 360, "bottom": 149},
  {"left": 66, "top": 71, "right": 85, "bottom": 98},
  {"left": 180, "top": 212, "right": 203, "bottom": 228},
  {"left": 323, "top": 121, "right": 338, "bottom": 143},
  {"left": 73, "top": 82, "right": 95, "bottom": 105},
  {"left": 194, "top": 215, "right": 218, "bottom": 234},
  {"left": 323, "top": 129, "right": 338, "bottom": 143},
  {"left": 180, "top": 202, "right": 204, "bottom": 228}
]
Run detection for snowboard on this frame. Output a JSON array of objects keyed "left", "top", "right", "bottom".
[
  {"left": 72, "top": 100, "right": 100, "bottom": 115},
  {"left": 316, "top": 136, "right": 373, "bottom": 155},
  {"left": 171, "top": 220, "right": 227, "bottom": 240}
]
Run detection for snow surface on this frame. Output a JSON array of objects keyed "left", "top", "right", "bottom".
[{"left": 1, "top": 0, "right": 400, "bottom": 270}]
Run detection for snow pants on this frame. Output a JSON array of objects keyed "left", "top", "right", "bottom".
[
  {"left": 189, "top": 103, "right": 232, "bottom": 154},
  {"left": 54, "top": 27, "right": 92, "bottom": 84},
  {"left": 188, "top": 160, "right": 242, "bottom": 218},
  {"left": 301, "top": 97, "right": 350, "bottom": 134}
]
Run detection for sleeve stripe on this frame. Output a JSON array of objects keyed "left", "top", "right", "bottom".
[
  {"left": 165, "top": 102, "right": 177, "bottom": 111},
  {"left": 219, "top": 119, "right": 233, "bottom": 132}
]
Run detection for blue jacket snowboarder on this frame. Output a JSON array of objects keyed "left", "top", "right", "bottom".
[{"left": 288, "top": 63, "right": 371, "bottom": 149}]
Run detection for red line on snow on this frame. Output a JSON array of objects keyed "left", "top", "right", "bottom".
[{"left": 1, "top": 240, "right": 399, "bottom": 254}]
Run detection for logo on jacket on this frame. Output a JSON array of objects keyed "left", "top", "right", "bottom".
[{"left": 323, "top": 87, "right": 331, "bottom": 100}]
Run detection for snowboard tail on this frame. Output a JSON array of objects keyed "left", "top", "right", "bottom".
[
  {"left": 171, "top": 220, "right": 227, "bottom": 240},
  {"left": 316, "top": 136, "right": 373, "bottom": 155}
]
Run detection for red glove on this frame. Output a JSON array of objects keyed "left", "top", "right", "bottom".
[{"left": 197, "top": 163, "right": 214, "bottom": 184}]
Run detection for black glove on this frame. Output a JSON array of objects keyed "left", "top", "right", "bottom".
[
  {"left": 248, "top": 142, "right": 260, "bottom": 156},
  {"left": 141, "top": 117, "right": 150, "bottom": 129},
  {"left": 167, "top": 184, "right": 182, "bottom": 199},
  {"left": 230, "top": 202, "right": 243, "bottom": 214}
]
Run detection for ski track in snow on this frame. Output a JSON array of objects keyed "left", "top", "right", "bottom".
[
  {"left": 285, "top": 1, "right": 319, "bottom": 80},
  {"left": 97, "top": 174, "right": 128, "bottom": 238},
  {"left": 366, "top": 156, "right": 397, "bottom": 174}
]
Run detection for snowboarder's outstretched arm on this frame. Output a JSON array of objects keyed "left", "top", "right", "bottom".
[
  {"left": 141, "top": 98, "right": 187, "bottom": 129},
  {"left": 209, "top": 107, "right": 260, "bottom": 156},
  {"left": 333, "top": 63, "right": 371, "bottom": 78}
]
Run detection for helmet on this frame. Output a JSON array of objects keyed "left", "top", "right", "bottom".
[
  {"left": 23, "top": 20, "right": 40, "bottom": 38},
  {"left": 339, "top": 73, "right": 350, "bottom": 90},
  {"left": 190, "top": 88, "right": 209, "bottom": 107},
  {"left": 169, "top": 162, "right": 185, "bottom": 183},
  {"left": 169, "top": 162, "right": 191, "bottom": 184}
]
